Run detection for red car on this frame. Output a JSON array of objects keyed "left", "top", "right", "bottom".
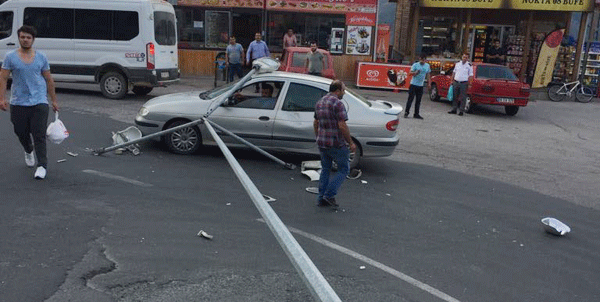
[
  {"left": 429, "top": 63, "right": 530, "bottom": 116},
  {"left": 278, "top": 47, "right": 336, "bottom": 79}
]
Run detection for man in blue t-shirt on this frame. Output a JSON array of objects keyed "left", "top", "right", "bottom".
[
  {"left": 404, "top": 53, "right": 431, "bottom": 119},
  {"left": 0, "top": 25, "right": 59, "bottom": 180},
  {"left": 225, "top": 36, "right": 244, "bottom": 83}
]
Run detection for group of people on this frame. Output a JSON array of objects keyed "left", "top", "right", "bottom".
[
  {"left": 403, "top": 53, "right": 474, "bottom": 119},
  {"left": 225, "top": 29, "right": 326, "bottom": 83}
]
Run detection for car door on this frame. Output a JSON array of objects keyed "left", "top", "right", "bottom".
[
  {"left": 272, "top": 80, "right": 328, "bottom": 152},
  {"left": 209, "top": 80, "right": 284, "bottom": 148}
]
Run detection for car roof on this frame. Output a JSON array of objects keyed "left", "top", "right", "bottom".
[
  {"left": 284, "top": 47, "right": 331, "bottom": 55},
  {"left": 252, "top": 71, "right": 333, "bottom": 85}
]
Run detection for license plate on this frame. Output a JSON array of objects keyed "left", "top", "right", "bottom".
[
  {"left": 161, "top": 72, "right": 169, "bottom": 78},
  {"left": 497, "top": 97, "right": 514, "bottom": 103}
]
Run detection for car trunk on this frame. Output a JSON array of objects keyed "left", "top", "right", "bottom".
[{"left": 475, "top": 79, "right": 524, "bottom": 97}]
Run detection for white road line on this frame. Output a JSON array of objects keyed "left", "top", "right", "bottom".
[
  {"left": 257, "top": 219, "right": 460, "bottom": 302},
  {"left": 82, "top": 169, "right": 153, "bottom": 187}
]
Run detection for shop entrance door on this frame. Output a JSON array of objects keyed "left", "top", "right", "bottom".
[
  {"left": 232, "top": 11, "right": 262, "bottom": 52},
  {"left": 467, "top": 25, "right": 515, "bottom": 63}
]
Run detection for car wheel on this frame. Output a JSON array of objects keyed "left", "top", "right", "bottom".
[
  {"left": 429, "top": 83, "right": 440, "bottom": 102},
  {"left": 348, "top": 139, "right": 362, "bottom": 169},
  {"left": 464, "top": 96, "right": 474, "bottom": 113},
  {"left": 100, "top": 72, "right": 128, "bottom": 99},
  {"left": 132, "top": 86, "right": 153, "bottom": 96},
  {"left": 505, "top": 105, "right": 519, "bottom": 116},
  {"left": 164, "top": 120, "right": 202, "bottom": 155}
]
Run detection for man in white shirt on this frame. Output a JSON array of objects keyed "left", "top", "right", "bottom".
[{"left": 448, "top": 53, "right": 473, "bottom": 116}]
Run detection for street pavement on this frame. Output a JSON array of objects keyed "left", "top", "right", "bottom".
[{"left": 0, "top": 77, "right": 599, "bottom": 301}]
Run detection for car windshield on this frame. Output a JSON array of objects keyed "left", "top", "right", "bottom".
[
  {"left": 476, "top": 65, "right": 518, "bottom": 81},
  {"left": 345, "top": 87, "right": 371, "bottom": 107},
  {"left": 199, "top": 80, "right": 240, "bottom": 99}
]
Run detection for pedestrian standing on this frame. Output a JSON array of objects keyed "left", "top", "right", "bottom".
[
  {"left": 0, "top": 25, "right": 59, "bottom": 179},
  {"left": 225, "top": 36, "right": 244, "bottom": 82},
  {"left": 404, "top": 53, "right": 431, "bottom": 119},
  {"left": 448, "top": 53, "right": 473, "bottom": 116},
  {"left": 246, "top": 32, "right": 270, "bottom": 92},
  {"left": 283, "top": 29, "right": 297, "bottom": 48},
  {"left": 313, "top": 80, "right": 356, "bottom": 209},
  {"left": 305, "top": 42, "right": 326, "bottom": 77}
]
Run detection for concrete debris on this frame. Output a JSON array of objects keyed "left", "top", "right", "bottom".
[
  {"left": 197, "top": 230, "right": 213, "bottom": 240},
  {"left": 57, "top": 159, "right": 67, "bottom": 163},
  {"left": 66, "top": 152, "right": 78, "bottom": 157}
]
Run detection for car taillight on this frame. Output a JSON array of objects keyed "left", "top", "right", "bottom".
[
  {"left": 386, "top": 119, "right": 399, "bottom": 131},
  {"left": 146, "top": 43, "right": 155, "bottom": 70},
  {"left": 482, "top": 85, "right": 494, "bottom": 93}
]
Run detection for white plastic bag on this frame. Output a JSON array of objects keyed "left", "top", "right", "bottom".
[{"left": 46, "top": 112, "right": 69, "bottom": 144}]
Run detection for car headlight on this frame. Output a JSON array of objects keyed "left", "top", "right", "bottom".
[{"left": 138, "top": 107, "right": 149, "bottom": 117}]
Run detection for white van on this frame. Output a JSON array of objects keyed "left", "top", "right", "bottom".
[{"left": 0, "top": 0, "right": 179, "bottom": 99}]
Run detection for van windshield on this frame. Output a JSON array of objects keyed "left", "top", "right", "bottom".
[{"left": 154, "top": 11, "right": 176, "bottom": 46}]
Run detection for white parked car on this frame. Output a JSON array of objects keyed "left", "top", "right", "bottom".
[{"left": 135, "top": 71, "right": 402, "bottom": 168}]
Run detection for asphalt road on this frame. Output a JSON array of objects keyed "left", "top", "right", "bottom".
[{"left": 0, "top": 81, "right": 599, "bottom": 301}]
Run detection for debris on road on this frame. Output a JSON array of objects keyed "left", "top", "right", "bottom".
[
  {"left": 347, "top": 169, "right": 362, "bottom": 179},
  {"left": 66, "top": 152, "right": 78, "bottom": 157},
  {"left": 541, "top": 217, "right": 571, "bottom": 236},
  {"left": 57, "top": 159, "right": 67, "bottom": 163},
  {"left": 301, "top": 160, "right": 321, "bottom": 181},
  {"left": 197, "top": 230, "right": 213, "bottom": 240},
  {"left": 361, "top": 180, "right": 368, "bottom": 184},
  {"left": 302, "top": 170, "right": 320, "bottom": 181},
  {"left": 305, "top": 187, "right": 319, "bottom": 194},
  {"left": 112, "top": 126, "right": 142, "bottom": 156},
  {"left": 359, "top": 266, "right": 366, "bottom": 270},
  {"left": 263, "top": 194, "right": 276, "bottom": 203}
]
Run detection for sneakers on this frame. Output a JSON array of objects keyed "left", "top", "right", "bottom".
[
  {"left": 25, "top": 151, "right": 35, "bottom": 167},
  {"left": 316, "top": 198, "right": 329, "bottom": 207},
  {"left": 34, "top": 166, "right": 46, "bottom": 179},
  {"left": 324, "top": 197, "right": 339, "bottom": 208}
]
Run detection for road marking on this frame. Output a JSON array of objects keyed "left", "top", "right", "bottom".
[
  {"left": 257, "top": 218, "right": 460, "bottom": 302},
  {"left": 82, "top": 169, "right": 153, "bottom": 187}
]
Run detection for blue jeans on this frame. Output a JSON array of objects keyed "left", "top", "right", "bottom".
[
  {"left": 318, "top": 146, "right": 350, "bottom": 201},
  {"left": 228, "top": 63, "right": 243, "bottom": 82}
]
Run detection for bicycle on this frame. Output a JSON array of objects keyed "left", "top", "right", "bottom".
[{"left": 547, "top": 80, "right": 595, "bottom": 103}]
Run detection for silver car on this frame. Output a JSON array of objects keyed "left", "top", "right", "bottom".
[{"left": 135, "top": 72, "right": 402, "bottom": 167}]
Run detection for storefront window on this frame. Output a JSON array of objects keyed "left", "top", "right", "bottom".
[
  {"left": 267, "top": 12, "right": 345, "bottom": 52},
  {"left": 176, "top": 7, "right": 205, "bottom": 49},
  {"left": 418, "top": 18, "right": 457, "bottom": 58},
  {"left": 205, "top": 11, "right": 230, "bottom": 48}
]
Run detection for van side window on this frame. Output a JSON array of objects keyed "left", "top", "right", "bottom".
[
  {"left": 114, "top": 11, "right": 139, "bottom": 41},
  {"left": 0, "top": 11, "right": 13, "bottom": 40},
  {"left": 282, "top": 83, "right": 327, "bottom": 112},
  {"left": 75, "top": 10, "right": 111, "bottom": 40},
  {"left": 24, "top": 8, "right": 74, "bottom": 39}
]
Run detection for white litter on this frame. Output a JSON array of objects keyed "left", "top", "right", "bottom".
[
  {"left": 66, "top": 152, "right": 78, "bottom": 157},
  {"left": 57, "top": 159, "right": 67, "bottom": 163},
  {"left": 347, "top": 169, "right": 362, "bottom": 179},
  {"left": 263, "top": 194, "right": 276, "bottom": 202},
  {"left": 197, "top": 230, "right": 213, "bottom": 240},
  {"left": 306, "top": 187, "right": 319, "bottom": 194},
  {"left": 301, "top": 169, "right": 321, "bottom": 181},
  {"left": 385, "top": 193, "right": 391, "bottom": 196},
  {"left": 361, "top": 180, "right": 368, "bottom": 184},
  {"left": 359, "top": 266, "right": 366, "bottom": 270},
  {"left": 301, "top": 160, "right": 322, "bottom": 181},
  {"left": 541, "top": 217, "right": 571, "bottom": 236},
  {"left": 226, "top": 203, "right": 231, "bottom": 206}
]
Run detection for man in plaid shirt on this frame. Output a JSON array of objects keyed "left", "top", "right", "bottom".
[{"left": 313, "top": 80, "right": 356, "bottom": 208}]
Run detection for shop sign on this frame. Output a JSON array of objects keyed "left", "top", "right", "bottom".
[
  {"left": 375, "top": 24, "right": 391, "bottom": 63},
  {"left": 419, "top": 0, "right": 593, "bottom": 11},
  {"left": 265, "top": 0, "right": 377, "bottom": 14},
  {"left": 346, "top": 13, "right": 377, "bottom": 26},
  {"left": 346, "top": 25, "right": 372, "bottom": 55},
  {"left": 356, "top": 62, "right": 413, "bottom": 90},
  {"left": 177, "top": 0, "right": 264, "bottom": 8},
  {"left": 532, "top": 29, "right": 564, "bottom": 88}
]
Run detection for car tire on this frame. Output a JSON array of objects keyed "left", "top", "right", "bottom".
[
  {"left": 164, "top": 120, "right": 202, "bottom": 155},
  {"left": 429, "top": 83, "right": 440, "bottom": 102},
  {"left": 505, "top": 105, "right": 519, "bottom": 116},
  {"left": 132, "top": 86, "right": 153, "bottom": 96},
  {"left": 100, "top": 72, "right": 128, "bottom": 99},
  {"left": 349, "top": 139, "right": 361, "bottom": 169},
  {"left": 464, "top": 96, "right": 474, "bottom": 113}
]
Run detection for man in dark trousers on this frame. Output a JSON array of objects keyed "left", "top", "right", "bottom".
[
  {"left": 313, "top": 80, "right": 356, "bottom": 209},
  {"left": 404, "top": 53, "right": 431, "bottom": 119},
  {"left": 448, "top": 53, "right": 473, "bottom": 116},
  {"left": 0, "top": 25, "right": 59, "bottom": 179}
]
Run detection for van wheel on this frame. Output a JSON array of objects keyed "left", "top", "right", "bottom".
[
  {"left": 100, "top": 72, "right": 128, "bottom": 99},
  {"left": 132, "top": 86, "right": 153, "bottom": 96}
]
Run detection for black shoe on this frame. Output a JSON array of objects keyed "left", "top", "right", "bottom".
[
  {"left": 403, "top": 112, "right": 409, "bottom": 118},
  {"left": 317, "top": 199, "right": 330, "bottom": 207},
  {"left": 324, "top": 197, "right": 339, "bottom": 208},
  {"left": 448, "top": 110, "right": 457, "bottom": 114},
  {"left": 413, "top": 115, "right": 424, "bottom": 120},
  {"left": 458, "top": 112, "right": 464, "bottom": 116}
]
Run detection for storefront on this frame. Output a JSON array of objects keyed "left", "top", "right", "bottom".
[
  {"left": 393, "top": 0, "right": 594, "bottom": 85},
  {"left": 174, "top": 0, "right": 380, "bottom": 80}
]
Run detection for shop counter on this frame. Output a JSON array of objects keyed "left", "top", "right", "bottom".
[{"left": 355, "top": 61, "right": 413, "bottom": 90}]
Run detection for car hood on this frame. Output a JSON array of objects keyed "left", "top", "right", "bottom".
[{"left": 143, "top": 91, "right": 205, "bottom": 108}]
